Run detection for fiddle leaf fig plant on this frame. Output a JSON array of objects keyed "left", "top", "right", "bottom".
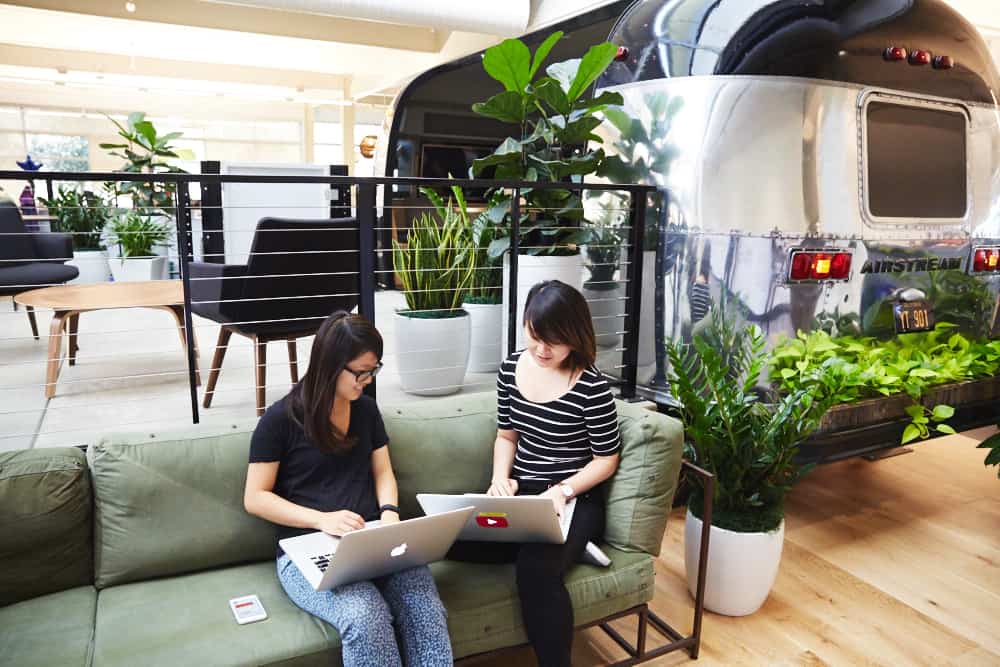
[
  {"left": 471, "top": 32, "right": 624, "bottom": 257},
  {"left": 100, "top": 112, "right": 194, "bottom": 214}
]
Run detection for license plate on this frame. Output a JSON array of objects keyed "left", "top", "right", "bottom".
[{"left": 893, "top": 301, "right": 934, "bottom": 334}]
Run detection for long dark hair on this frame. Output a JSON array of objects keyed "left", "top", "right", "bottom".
[
  {"left": 288, "top": 311, "right": 383, "bottom": 454},
  {"left": 523, "top": 280, "right": 596, "bottom": 373}
]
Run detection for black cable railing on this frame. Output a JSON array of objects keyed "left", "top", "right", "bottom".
[{"left": 0, "top": 169, "right": 654, "bottom": 447}]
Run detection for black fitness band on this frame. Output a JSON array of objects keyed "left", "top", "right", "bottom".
[{"left": 380, "top": 504, "right": 400, "bottom": 514}]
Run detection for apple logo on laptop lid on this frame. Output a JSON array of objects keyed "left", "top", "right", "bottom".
[{"left": 390, "top": 543, "right": 407, "bottom": 558}]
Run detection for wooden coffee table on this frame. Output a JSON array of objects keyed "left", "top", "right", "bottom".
[{"left": 15, "top": 280, "right": 200, "bottom": 398}]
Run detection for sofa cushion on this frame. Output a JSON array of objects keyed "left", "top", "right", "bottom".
[
  {"left": 382, "top": 392, "right": 497, "bottom": 518},
  {"left": 0, "top": 585, "right": 97, "bottom": 667},
  {"left": 603, "top": 402, "right": 684, "bottom": 556},
  {"left": 0, "top": 447, "right": 93, "bottom": 605},
  {"left": 90, "top": 421, "right": 274, "bottom": 588},
  {"left": 93, "top": 561, "right": 339, "bottom": 667},
  {"left": 434, "top": 546, "right": 654, "bottom": 659}
]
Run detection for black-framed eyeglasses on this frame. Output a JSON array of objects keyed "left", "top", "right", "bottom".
[{"left": 344, "top": 361, "right": 383, "bottom": 382}]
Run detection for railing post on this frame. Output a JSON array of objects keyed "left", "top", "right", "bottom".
[
  {"left": 506, "top": 188, "right": 521, "bottom": 356},
  {"left": 357, "top": 182, "right": 377, "bottom": 398},
  {"left": 174, "top": 179, "right": 200, "bottom": 424},
  {"left": 621, "top": 187, "right": 648, "bottom": 399}
]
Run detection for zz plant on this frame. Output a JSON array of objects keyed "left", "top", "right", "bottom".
[
  {"left": 666, "top": 309, "right": 830, "bottom": 533},
  {"left": 471, "top": 32, "right": 624, "bottom": 257}
]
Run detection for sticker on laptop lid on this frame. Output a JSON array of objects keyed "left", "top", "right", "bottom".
[{"left": 476, "top": 512, "right": 509, "bottom": 528}]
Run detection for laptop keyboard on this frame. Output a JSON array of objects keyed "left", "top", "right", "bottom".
[{"left": 310, "top": 553, "right": 335, "bottom": 572}]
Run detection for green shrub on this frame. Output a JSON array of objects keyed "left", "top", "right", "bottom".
[
  {"left": 769, "top": 324, "right": 1000, "bottom": 443},
  {"left": 666, "top": 309, "right": 829, "bottom": 533}
]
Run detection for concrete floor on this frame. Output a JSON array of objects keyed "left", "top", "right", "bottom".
[{"left": 0, "top": 288, "right": 634, "bottom": 452}]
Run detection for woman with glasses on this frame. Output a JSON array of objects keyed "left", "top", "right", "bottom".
[{"left": 244, "top": 311, "right": 452, "bottom": 667}]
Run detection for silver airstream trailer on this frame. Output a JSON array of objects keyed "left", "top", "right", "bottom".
[{"left": 380, "top": 0, "right": 1000, "bottom": 460}]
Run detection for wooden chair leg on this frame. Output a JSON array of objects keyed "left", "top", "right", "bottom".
[
  {"left": 203, "top": 327, "right": 232, "bottom": 409},
  {"left": 26, "top": 305, "right": 38, "bottom": 340},
  {"left": 287, "top": 338, "right": 299, "bottom": 384},
  {"left": 67, "top": 314, "right": 80, "bottom": 365},
  {"left": 254, "top": 336, "right": 267, "bottom": 417}
]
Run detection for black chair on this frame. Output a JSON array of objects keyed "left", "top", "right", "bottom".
[
  {"left": 0, "top": 201, "right": 79, "bottom": 338},
  {"left": 189, "top": 217, "right": 360, "bottom": 415}
]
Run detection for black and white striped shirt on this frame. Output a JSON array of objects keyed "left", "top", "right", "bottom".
[{"left": 497, "top": 351, "right": 621, "bottom": 483}]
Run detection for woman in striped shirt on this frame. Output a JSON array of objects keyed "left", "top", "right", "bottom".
[{"left": 452, "top": 280, "right": 621, "bottom": 667}]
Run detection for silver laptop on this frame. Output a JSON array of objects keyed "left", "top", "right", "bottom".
[
  {"left": 279, "top": 506, "right": 474, "bottom": 591},
  {"left": 417, "top": 493, "right": 576, "bottom": 544}
]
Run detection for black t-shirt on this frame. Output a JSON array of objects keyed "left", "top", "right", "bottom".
[{"left": 249, "top": 393, "right": 389, "bottom": 547}]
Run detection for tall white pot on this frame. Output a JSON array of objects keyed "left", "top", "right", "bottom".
[
  {"left": 394, "top": 311, "right": 471, "bottom": 396},
  {"left": 464, "top": 301, "right": 503, "bottom": 373},
  {"left": 502, "top": 253, "right": 584, "bottom": 352},
  {"left": 68, "top": 250, "right": 111, "bottom": 284},
  {"left": 684, "top": 509, "right": 785, "bottom": 616},
  {"left": 108, "top": 257, "right": 167, "bottom": 283}
]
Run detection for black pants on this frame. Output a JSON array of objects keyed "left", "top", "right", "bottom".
[{"left": 446, "top": 481, "right": 606, "bottom": 667}]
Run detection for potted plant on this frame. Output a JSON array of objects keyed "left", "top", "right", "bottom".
[
  {"left": 666, "top": 308, "right": 829, "bottom": 616},
  {"left": 391, "top": 199, "right": 476, "bottom": 395},
  {"left": 470, "top": 32, "right": 624, "bottom": 350},
  {"left": 425, "top": 186, "right": 506, "bottom": 373},
  {"left": 101, "top": 112, "right": 192, "bottom": 213},
  {"left": 106, "top": 212, "right": 170, "bottom": 282},
  {"left": 40, "top": 185, "right": 113, "bottom": 284},
  {"left": 101, "top": 112, "right": 192, "bottom": 278}
]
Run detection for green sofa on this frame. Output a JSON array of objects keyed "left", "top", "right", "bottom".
[{"left": 0, "top": 393, "right": 685, "bottom": 666}]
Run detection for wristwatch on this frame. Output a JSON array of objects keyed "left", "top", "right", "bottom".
[
  {"left": 380, "top": 504, "right": 400, "bottom": 515},
  {"left": 558, "top": 483, "right": 574, "bottom": 499}
]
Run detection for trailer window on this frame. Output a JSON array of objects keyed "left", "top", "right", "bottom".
[{"left": 865, "top": 101, "right": 967, "bottom": 220}]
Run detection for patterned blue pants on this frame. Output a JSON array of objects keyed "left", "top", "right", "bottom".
[{"left": 277, "top": 555, "right": 453, "bottom": 667}]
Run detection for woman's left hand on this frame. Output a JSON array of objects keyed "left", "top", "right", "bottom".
[
  {"left": 380, "top": 511, "right": 401, "bottom": 525},
  {"left": 540, "top": 486, "right": 567, "bottom": 517}
]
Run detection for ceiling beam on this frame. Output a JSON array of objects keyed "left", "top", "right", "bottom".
[
  {"left": 0, "top": 43, "right": 347, "bottom": 92},
  {"left": 0, "top": 0, "right": 442, "bottom": 52}
]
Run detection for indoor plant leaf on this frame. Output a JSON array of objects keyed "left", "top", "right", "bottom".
[{"left": 482, "top": 38, "right": 532, "bottom": 93}]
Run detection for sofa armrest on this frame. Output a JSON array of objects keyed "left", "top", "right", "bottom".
[
  {"left": 31, "top": 232, "right": 74, "bottom": 263},
  {"left": 188, "top": 262, "right": 247, "bottom": 323}
]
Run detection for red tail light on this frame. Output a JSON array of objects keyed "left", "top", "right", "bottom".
[
  {"left": 788, "top": 250, "right": 852, "bottom": 282},
  {"left": 883, "top": 46, "right": 907, "bottom": 62},
  {"left": 972, "top": 246, "right": 1000, "bottom": 273},
  {"left": 909, "top": 49, "right": 932, "bottom": 65},
  {"left": 830, "top": 252, "right": 852, "bottom": 279}
]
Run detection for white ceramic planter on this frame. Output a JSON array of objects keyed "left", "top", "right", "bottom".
[
  {"left": 108, "top": 257, "right": 167, "bottom": 283},
  {"left": 394, "top": 311, "right": 471, "bottom": 396},
  {"left": 582, "top": 284, "right": 624, "bottom": 348},
  {"left": 464, "top": 301, "right": 503, "bottom": 373},
  {"left": 502, "top": 253, "right": 584, "bottom": 352},
  {"left": 68, "top": 250, "right": 111, "bottom": 284},
  {"left": 684, "top": 509, "right": 785, "bottom": 616}
]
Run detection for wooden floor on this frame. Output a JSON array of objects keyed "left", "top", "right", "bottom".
[{"left": 477, "top": 426, "right": 1000, "bottom": 667}]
